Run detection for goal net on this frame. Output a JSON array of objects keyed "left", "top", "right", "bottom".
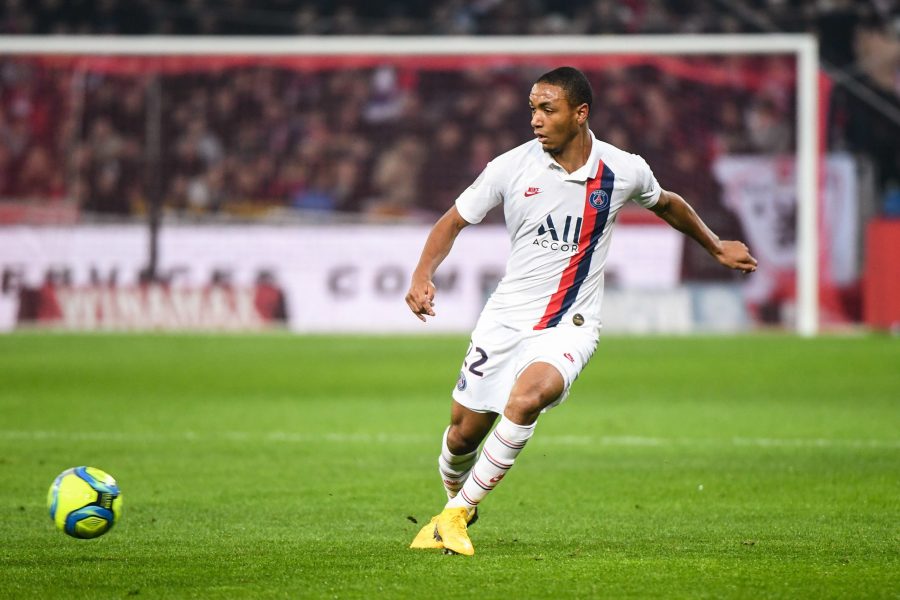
[{"left": 0, "top": 36, "right": 840, "bottom": 334}]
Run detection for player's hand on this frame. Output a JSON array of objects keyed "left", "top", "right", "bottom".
[
  {"left": 405, "top": 277, "right": 437, "bottom": 322},
  {"left": 714, "top": 240, "right": 758, "bottom": 274}
]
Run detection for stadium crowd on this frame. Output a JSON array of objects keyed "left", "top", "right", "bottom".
[
  {"left": 0, "top": 0, "right": 888, "bottom": 40},
  {"left": 0, "top": 59, "right": 795, "bottom": 222},
  {"left": 0, "top": 0, "right": 897, "bottom": 221}
]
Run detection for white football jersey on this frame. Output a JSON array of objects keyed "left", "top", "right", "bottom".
[{"left": 455, "top": 131, "right": 661, "bottom": 331}]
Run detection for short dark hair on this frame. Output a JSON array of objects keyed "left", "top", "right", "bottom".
[{"left": 535, "top": 67, "right": 593, "bottom": 111}]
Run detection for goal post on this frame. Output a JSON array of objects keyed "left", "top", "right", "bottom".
[{"left": 0, "top": 34, "right": 821, "bottom": 335}]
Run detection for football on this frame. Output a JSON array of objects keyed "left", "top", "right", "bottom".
[{"left": 47, "top": 466, "right": 122, "bottom": 539}]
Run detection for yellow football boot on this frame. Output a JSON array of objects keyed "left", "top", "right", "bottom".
[
  {"left": 409, "top": 508, "right": 478, "bottom": 551},
  {"left": 409, "top": 516, "right": 442, "bottom": 549},
  {"left": 434, "top": 507, "right": 474, "bottom": 556}
]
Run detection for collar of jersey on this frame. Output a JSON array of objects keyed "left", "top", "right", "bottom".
[{"left": 543, "top": 130, "right": 602, "bottom": 183}]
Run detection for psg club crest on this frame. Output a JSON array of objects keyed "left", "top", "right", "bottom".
[
  {"left": 589, "top": 189, "right": 610, "bottom": 211},
  {"left": 456, "top": 370, "right": 467, "bottom": 391}
]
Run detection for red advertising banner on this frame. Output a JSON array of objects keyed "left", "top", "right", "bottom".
[
  {"left": 17, "top": 283, "right": 287, "bottom": 331},
  {"left": 864, "top": 219, "right": 900, "bottom": 330}
]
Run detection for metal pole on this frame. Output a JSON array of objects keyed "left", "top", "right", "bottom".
[
  {"left": 797, "top": 36, "right": 820, "bottom": 337},
  {"left": 144, "top": 73, "right": 162, "bottom": 282}
]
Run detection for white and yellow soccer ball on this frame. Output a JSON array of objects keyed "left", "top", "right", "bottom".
[{"left": 47, "top": 467, "right": 122, "bottom": 539}]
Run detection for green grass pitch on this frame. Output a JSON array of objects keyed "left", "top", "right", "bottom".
[{"left": 0, "top": 333, "right": 897, "bottom": 598}]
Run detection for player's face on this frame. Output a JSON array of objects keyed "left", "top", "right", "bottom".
[{"left": 529, "top": 83, "right": 585, "bottom": 155}]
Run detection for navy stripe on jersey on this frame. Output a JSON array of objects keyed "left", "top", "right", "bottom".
[{"left": 543, "top": 163, "right": 615, "bottom": 329}]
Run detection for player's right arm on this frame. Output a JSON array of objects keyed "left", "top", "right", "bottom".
[{"left": 405, "top": 205, "right": 471, "bottom": 322}]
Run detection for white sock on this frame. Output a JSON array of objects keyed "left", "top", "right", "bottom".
[
  {"left": 446, "top": 416, "right": 536, "bottom": 511},
  {"left": 438, "top": 427, "right": 477, "bottom": 500}
]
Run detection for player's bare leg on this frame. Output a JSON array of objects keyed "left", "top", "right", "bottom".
[
  {"left": 446, "top": 401, "right": 497, "bottom": 455},
  {"left": 410, "top": 403, "right": 495, "bottom": 550},
  {"left": 502, "top": 362, "right": 565, "bottom": 426},
  {"left": 442, "top": 404, "right": 496, "bottom": 522},
  {"left": 442, "top": 402, "right": 496, "bottom": 524},
  {"left": 438, "top": 363, "right": 564, "bottom": 555}
]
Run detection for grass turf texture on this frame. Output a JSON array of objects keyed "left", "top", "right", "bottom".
[{"left": 0, "top": 333, "right": 897, "bottom": 599}]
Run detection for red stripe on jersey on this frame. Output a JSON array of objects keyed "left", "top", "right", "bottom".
[{"left": 534, "top": 161, "right": 606, "bottom": 330}]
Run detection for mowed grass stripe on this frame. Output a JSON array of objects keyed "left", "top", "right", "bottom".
[{"left": 1, "top": 429, "right": 898, "bottom": 449}]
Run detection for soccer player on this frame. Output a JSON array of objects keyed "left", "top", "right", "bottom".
[{"left": 405, "top": 67, "right": 757, "bottom": 556}]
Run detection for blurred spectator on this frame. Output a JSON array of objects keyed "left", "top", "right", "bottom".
[
  {"left": 831, "top": 16, "right": 900, "bottom": 210},
  {"left": 17, "top": 145, "right": 64, "bottom": 199},
  {"left": 714, "top": 99, "right": 755, "bottom": 154},
  {"left": 0, "top": 56, "right": 801, "bottom": 223},
  {"left": 0, "top": 0, "right": 870, "bottom": 39},
  {"left": 746, "top": 97, "right": 792, "bottom": 153},
  {"left": 367, "top": 135, "right": 426, "bottom": 217},
  {"left": 292, "top": 168, "right": 337, "bottom": 212},
  {"left": 420, "top": 122, "right": 466, "bottom": 214},
  {"left": 579, "top": 1, "right": 633, "bottom": 35}
]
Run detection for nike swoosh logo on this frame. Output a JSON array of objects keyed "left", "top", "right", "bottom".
[{"left": 524, "top": 189, "right": 541, "bottom": 197}]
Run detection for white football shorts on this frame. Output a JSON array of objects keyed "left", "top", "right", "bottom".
[{"left": 451, "top": 312, "right": 599, "bottom": 415}]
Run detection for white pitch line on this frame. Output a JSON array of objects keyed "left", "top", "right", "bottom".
[{"left": 0, "top": 430, "right": 898, "bottom": 449}]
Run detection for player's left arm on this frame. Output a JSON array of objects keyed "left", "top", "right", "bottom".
[{"left": 650, "top": 189, "right": 757, "bottom": 273}]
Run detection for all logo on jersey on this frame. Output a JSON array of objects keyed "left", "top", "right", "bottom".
[
  {"left": 533, "top": 214, "right": 581, "bottom": 253},
  {"left": 524, "top": 187, "right": 542, "bottom": 197},
  {"left": 589, "top": 189, "right": 610, "bottom": 211}
]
